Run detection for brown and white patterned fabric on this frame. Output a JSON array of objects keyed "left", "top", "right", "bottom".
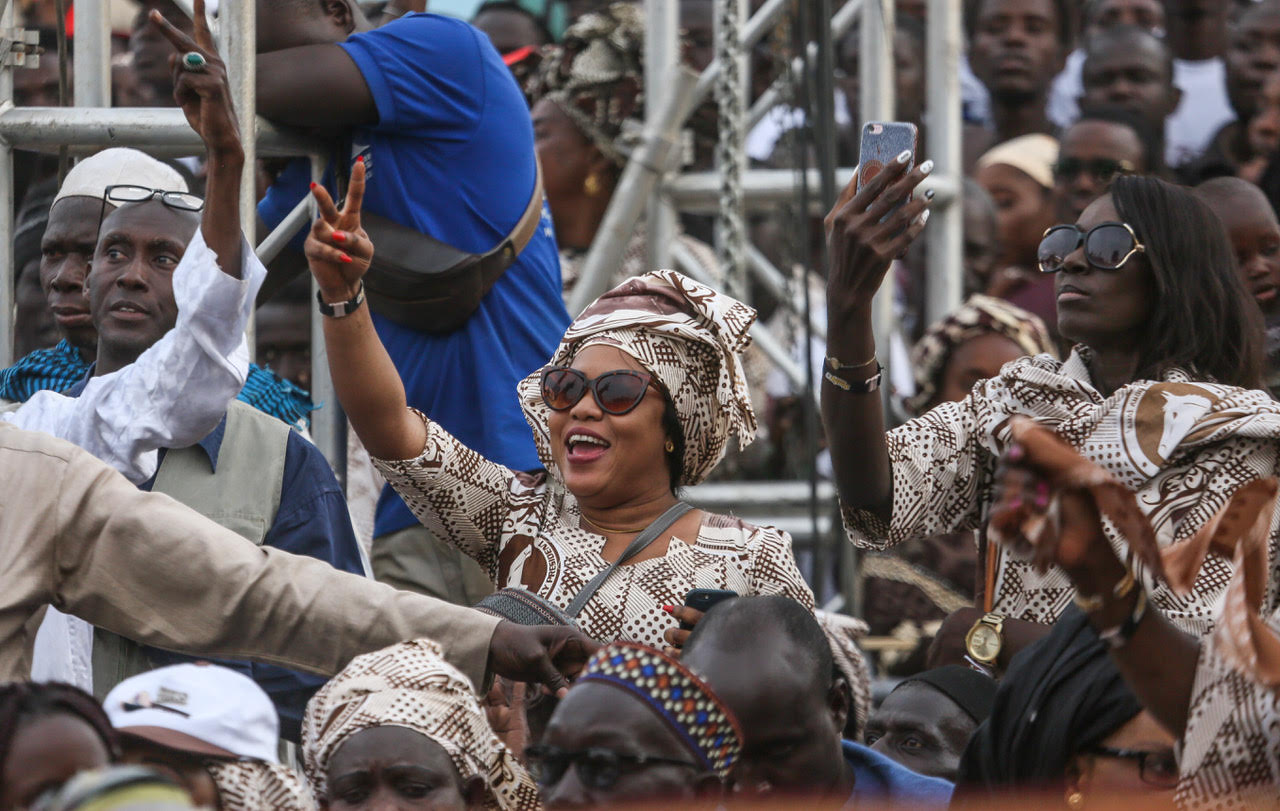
[
  {"left": 1176, "top": 605, "right": 1280, "bottom": 808},
  {"left": 906, "top": 294, "right": 1056, "bottom": 416},
  {"left": 204, "top": 761, "right": 317, "bottom": 811},
  {"left": 814, "top": 611, "right": 873, "bottom": 738},
  {"left": 843, "top": 346, "right": 1280, "bottom": 635},
  {"left": 374, "top": 414, "right": 814, "bottom": 649},
  {"left": 529, "top": 3, "right": 644, "bottom": 166},
  {"left": 518, "top": 269, "right": 759, "bottom": 487},
  {"left": 300, "top": 639, "right": 539, "bottom": 811}
]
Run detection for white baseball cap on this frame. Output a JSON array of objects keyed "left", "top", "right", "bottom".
[
  {"left": 53, "top": 147, "right": 189, "bottom": 206},
  {"left": 103, "top": 663, "right": 279, "bottom": 763}
]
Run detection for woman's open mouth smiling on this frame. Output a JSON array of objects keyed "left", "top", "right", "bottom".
[{"left": 565, "top": 428, "right": 611, "bottom": 464}]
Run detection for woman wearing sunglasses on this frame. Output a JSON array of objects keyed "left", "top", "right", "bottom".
[
  {"left": 823, "top": 154, "right": 1276, "bottom": 670},
  {"left": 302, "top": 161, "right": 814, "bottom": 651}
]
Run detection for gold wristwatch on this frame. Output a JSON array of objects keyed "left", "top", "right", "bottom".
[{"left": 964, "top": 612, "right": 1005, "bottom": 666}]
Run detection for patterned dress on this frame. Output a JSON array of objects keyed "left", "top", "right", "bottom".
[
  {"left": 843, "top": 348, "right": 1280, "bottom": 636},
  {"left": 374, "top": 415, "right": 816, "bottom": 648},
  {"left": 1177, "top": 607, "right": 1280, "bottom": 807}
]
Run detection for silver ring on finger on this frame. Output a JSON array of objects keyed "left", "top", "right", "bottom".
[{"left": 181, "top": 52, "right": 208, "bottom": 72}]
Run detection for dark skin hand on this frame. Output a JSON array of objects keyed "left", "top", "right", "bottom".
[
  {"left": 150, "top": 0, "right": 244, "bottom": 277},
  {"left": 822, "top": 155, "right": 933, "bottom": 523},
  {"left": 926, "top": 607, "right": 1050, "bottom": 677},
  {"left": 988, "top": 437, "right": 1199, "bottom": 738}
]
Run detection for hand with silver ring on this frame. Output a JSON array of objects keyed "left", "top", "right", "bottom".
[{"left": 181, "top": 51, "right": 207, "bottom": 72}]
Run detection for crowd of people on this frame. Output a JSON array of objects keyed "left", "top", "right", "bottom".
[{"left": 2, "top": 0, "right": 1280, "bottom": 808}]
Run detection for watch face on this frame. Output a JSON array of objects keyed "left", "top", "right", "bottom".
[{"left": 968, "top": 624, "right": 1001, "bottom": 660}]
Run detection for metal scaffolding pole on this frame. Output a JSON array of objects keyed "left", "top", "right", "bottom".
[
  {"left": 644, "top": 0, "right": 678, "bottom": 271},
  {"left": 859, "top": 0, "right": 895, "bottom": 396},
  {"left": 924, "top": 0, "right": 964, "bottom": 326},
  {"left": 220, "top": 0, "right": 257, "bottom": 354},
  {"left": 0, "top": 0, "right": 14, "bottom": 366},
  {"left": 72, "top": 0, "right": 110, "bottom": 107},
  {"left": 713, "top": 0, "right": 748, "bottom": 298}
]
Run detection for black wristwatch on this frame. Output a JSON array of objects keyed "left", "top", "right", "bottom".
[{"left": 316, "top": 282, "right": 365, "bottom": 318}]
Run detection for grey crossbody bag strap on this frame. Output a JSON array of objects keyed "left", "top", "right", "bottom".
[{"left": 565, "top": 501, "right": 693, "bottom": 619}]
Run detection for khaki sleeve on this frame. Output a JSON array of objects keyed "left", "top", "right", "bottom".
[{"left": 48, "top": 439, "right": 499, "bottom": 690}]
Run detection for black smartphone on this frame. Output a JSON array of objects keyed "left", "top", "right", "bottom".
[
  {"left": 857, "top": 121, "right": 920, "bottom": 221},
  {"left": 681, "top": 588, "right": 739, "bottom": 631}
]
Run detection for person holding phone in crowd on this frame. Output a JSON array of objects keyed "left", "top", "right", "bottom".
[
  {"left": 300, "top": 160, "right": 814, "bottom": 651},
  {"left": 823, "top": 152, "right": 1279, "bottom": 672}
]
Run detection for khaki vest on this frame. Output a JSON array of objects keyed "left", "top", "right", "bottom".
[{"left": 93, "top": 400, "right": 292, "bottom": 699}]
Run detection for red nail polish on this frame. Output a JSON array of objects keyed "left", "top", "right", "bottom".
[
  {"left": 339, "top": 254, "right": 352, "bottom": 264},
  {"left": 357, "top": 155, "right": 365, "bottom": 163},
  {"left": 309, "top": 182, "right": 317, "bottom": 189},
  {"left": 660, "top": 605, "right": 675, "bottom": 614},
  {"left": 332, "top": 231, "right": 346, "bottom": 242}
]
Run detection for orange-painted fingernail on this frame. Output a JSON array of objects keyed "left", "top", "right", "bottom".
[
  {"left": 332, "top": 231, "right": 346, "bottom": 242},
  {"left": 339, "top": 253, "right": 352, "bottom": 264}
]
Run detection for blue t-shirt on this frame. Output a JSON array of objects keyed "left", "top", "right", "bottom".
[
  {"left": 259, "top": 14, "right": 569, "bottom": 538},
  {"left": 843, "top": 740, "right": 954, "bottom": 808}
]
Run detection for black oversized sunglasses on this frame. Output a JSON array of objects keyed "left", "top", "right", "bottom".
[
  {"left": 525, "top": 744, "right": 700, "bottom": 790},
  {"left": 1037, "top": 221, "right": 1146, "bottom": 274},
  {"left": 1087, "top": 745, "right": 1178, "bottom": 789},
  {"left": 540, "top": 367, "right": 658, "bottom": 415},
  {"left": 1053, "top": 157, "right": 1135, "bottom": 183}
]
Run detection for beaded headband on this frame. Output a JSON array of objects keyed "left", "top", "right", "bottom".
[{"left": 577, "top": 642, "right": 743, "bottom": 778}]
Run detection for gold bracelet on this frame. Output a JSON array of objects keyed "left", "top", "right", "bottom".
[
  {"left": 1073, "top": 568, "right": 1138, "bottom": 614},
  {"left": 826, "top": 352, "right": 878, "bottom": 372}
]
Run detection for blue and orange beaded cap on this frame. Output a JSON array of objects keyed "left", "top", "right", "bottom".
[{"left": 577, "top": 641, "right": 743, "bottom": 778}]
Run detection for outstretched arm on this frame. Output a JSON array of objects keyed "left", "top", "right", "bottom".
[
  {"left": 822, "top": 157, "right": 931, "bottom": 522},
  {"left": 305, "top": 159, "right": 426, "bottom": 460},
  {"left": 151, "top": 0, "right": 243, "bottom": 277}
]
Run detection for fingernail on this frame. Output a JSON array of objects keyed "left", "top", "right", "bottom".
[
  {"left": 332, "top": 231, "right": 346, "bottom": 243},
  {"left": 924, "top": 189, "right": 936, "bottom": 200},
  {"left": 919, "top": 159, "right": 934, "bottom": 174},
  {"left": 309, "top": 182, "right": 317, "bottom": 190},
  {"left": 339, "top": 253, "right": 352, "bottom": 264},
  {"left": 660, "top": 605, "right": 675, "bottom": 614},
  {"left": 1034, "top": 491, "right": 1050, "bottom": 510},
  {"left": 1007, "top": 443, "right": 1025, "bottom": 462},
  {"left": 919, "top": 210, "right": 930, "bottom": 225},
  {"left": 1008, "top": 495, "right": 1023, "bottom": 511},
  {"left": 896, "top": 149, "right": 912, "bottom": 164},
  {"left": 357, "top": 155, "right": 365, "bottom": 164}
]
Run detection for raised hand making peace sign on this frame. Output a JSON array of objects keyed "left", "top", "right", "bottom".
[
  {"left": 148, "top": 0, "right": 240, "bottom": 158},
  {"left": 305, "top": 158, "right": 372, "bottom": 304}
]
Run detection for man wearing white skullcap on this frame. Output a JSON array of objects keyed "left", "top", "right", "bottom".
[{"left": 18, "top": 15, "right": 268, "bottom": 694}]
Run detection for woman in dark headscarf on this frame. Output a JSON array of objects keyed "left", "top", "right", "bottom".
[{"left": 958, "top": 607, "right": 1178, "bottom": 805}]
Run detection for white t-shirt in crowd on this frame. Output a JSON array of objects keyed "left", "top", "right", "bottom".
[{"left": 1047, "top": 50, "right": 1235, "bottom": 168}]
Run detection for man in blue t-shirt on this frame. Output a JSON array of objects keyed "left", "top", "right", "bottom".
[
  {"left": 683, "top": 596, "right": 954, "bottom": 807},
  {"left": 249, "top": 1, "right": 570, "bottom": 603}
]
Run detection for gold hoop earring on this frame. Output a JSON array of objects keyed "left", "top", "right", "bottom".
[
  {"left": 665, "top": 439, "right": 675, "bottom": 453},
  {"left": 584, "top": 172, "right": 601, "bottom": 197},
  {"left": 1065, "top": 790, "right": 1085, "bottom": 810}
]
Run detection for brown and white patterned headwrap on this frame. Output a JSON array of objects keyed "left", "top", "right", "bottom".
[
  {"left": 204, "top": 761, "right": 317, "bottom": 811},
  {"left": 300, "top": 640, "right": 539, "bottom": 811},
  {"left": 519, "top": 269, "right": 758, "bottom": 486},
  {"left": 529, "top": 3, "right": 644, "bottom": 165},
  {"left": 907, "top": 294, "right": 1056, "bottom": 415}
]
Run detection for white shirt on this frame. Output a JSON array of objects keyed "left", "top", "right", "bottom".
[{"left": 27, "top": 227, "right": 267, "bottom": 690}]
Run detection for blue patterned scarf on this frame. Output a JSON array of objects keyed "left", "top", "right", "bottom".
[{"left": 0, "top": 341, "right": 316, "bottom": 430}]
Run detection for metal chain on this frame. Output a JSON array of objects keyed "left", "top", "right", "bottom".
[{"left": 714, "top": 0, "right": 746, "bottom": 297}]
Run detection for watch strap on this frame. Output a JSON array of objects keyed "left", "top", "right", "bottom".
[{"left": 317, "top": 281, "right": 366, "bottom": 318}]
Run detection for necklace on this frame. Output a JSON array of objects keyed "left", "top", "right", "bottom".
[{"left": 579, "top": 512, "right": 651, "bottom": 535}]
